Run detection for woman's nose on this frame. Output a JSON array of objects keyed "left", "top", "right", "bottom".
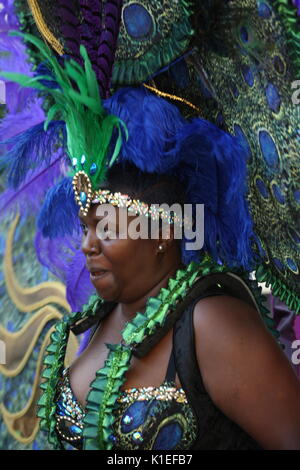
[{"left": 81, "top": 228, "right": 101, "bottom": 256}]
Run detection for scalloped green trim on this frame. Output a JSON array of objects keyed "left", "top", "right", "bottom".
[
  {"left": 122, "top": 261, "right": 199, "bottom": 345},
  {"left": 272, "top": 0, "right": 300, "bottom": 77},
  {"left": 37, "top": 319, "right": 69, "bottom": 450},
  {"left": 36, "top": 294, "right": 103, "bottom": 449},
  {"left": 112, "top": 5, "right": 194, "bottom": 85},
  {"left": 83, "top": 345, "right": 132, "bottom": 450},
  {"left": 255, "top": 264, "right": 300, "bottom": 315}
]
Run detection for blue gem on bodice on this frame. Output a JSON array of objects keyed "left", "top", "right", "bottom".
[
  {"left": 123, "top": 414, "right": 134, "bottom": 425},
  {"left": 132, "top": 431, "right": 144, "bottom": 444},
  {"left": 121, "top": 401, "right": 150, "bottom": 433},
  {"left": 70, "top": 424, "right": 83, "bottom": 435},
  {"left": 109, "top": 434, "right": 118, "bottom": 444},
  {"left": 234, "top": 124, "right": 251, "bottom": 161},
  {"left": 286, "top": 258, "right": 299, "bottom": 275},
  {"left": 241, "top": 65, "right": 254, "bottom": 87},
  {"left": 271, "top": 183, "right": 285, "bottom": 204}
]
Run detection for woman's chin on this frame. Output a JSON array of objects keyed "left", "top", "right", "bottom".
[
  {"left": 91, "top": 275, "right": 118, "bottom": 301},
  {"left": 95, "top": 288, "right": 116, "bottom": 302}
]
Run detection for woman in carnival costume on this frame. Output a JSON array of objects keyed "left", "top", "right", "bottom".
[{"left": 1, "top": 0, "right": 300, "bottom": 450}]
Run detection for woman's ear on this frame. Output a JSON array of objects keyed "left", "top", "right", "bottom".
[{"left": 156, "top": 224, "right": 176, "bottom": 253}]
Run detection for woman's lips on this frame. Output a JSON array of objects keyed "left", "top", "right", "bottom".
[{"left": 90, "top": 270, "right": 109, "bottom": 281}]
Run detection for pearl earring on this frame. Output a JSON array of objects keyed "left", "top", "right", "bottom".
[{"left": 158, "top": 245, "right": 164, "bottom": 252}]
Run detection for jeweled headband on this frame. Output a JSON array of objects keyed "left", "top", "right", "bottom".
[
  {"left": 92, "top": 189, "right": 192, "bottom": 229},
  {"left": 73, "top": 168, "right": 192, "bottom": 229}
]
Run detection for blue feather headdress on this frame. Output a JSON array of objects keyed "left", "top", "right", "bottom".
[
  {"left": 103, "top": 87, "right": 257, "bottom": 271},
  {"left": 1, "top": 33, "right": 257, "bottom": 278}
]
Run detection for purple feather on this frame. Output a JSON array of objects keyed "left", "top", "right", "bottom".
[
  {"left": 55, "top": 1, "right": 122, "bottom": 97},
  {"left": 2, "top": 121, "right": 66, "bottom": 189},
  {"left": 77, "top": 329, "right": 93, "bottom": 356},
  {"left": 37, "top": 177, "right": 81, "bottom": 239},
  {"left": 0, "top": 33, "right": 43, "bottom": 136},
  {"left": 57, "top": 0, "right": 82, "bottom": 64},
  {"left": 0, "top": 0, "right": 45, "bottom": 156},
  {"left": 293, "top": 0, "right": 300, "bottom": 15},
  {"left": 0, "top": 151, "right": 65, "bottom": 217},
  {"left": 35, "top": 231, "right": 78, "bottom": 282},
  {"left": 66, "top": 248, "right": 95, "bottom": 311},
  {"left": 35, "top": 230, "right": 95, "bottom": 312},
  {"left": 97, "top": 1, "right": 123, "bottom": 97},
  {"left": 0, "top": 98, "right": 44, "bottom": 144},
  {"left": 0, "top": 0, "right": 19, "bottom": 31},
  {"left": 0, "top": 5, "right": 36, "bottom": 113},
  {"left": 79, "top": 0, "right": 102, "bottom": 52}
]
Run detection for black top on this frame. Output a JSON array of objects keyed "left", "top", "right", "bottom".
[{"left": 172, "top": 286, "right": 261, "bottom": 449}]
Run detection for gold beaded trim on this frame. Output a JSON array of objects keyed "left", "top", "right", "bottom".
[
  {"left": 27, "top": 0, "right": 64, "bottom": 55},
  {"left": 55, "top": 415, "right": 84, "bottom": 442},
  {"left": 117, "top": 384, "right": 188, "bottom": 404},
  {"left": 93, "top": 189, "right": 192, "bottom": 229}
]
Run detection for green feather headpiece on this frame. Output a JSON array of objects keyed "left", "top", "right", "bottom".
[{"left": 2, "top": 31, "right": 127, "bottom": 215}]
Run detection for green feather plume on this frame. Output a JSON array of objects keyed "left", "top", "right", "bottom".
[{"left": 2, "top": 31, "right": 128, "bottom": 190}]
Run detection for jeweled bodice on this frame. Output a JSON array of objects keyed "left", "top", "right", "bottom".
[{"left": 54, "top": 367, "right": 198, "bottom": 450}]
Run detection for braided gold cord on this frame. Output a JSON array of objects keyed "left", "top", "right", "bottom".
[
  {"left": 143, "top": 83, "right": 201, "bottom": 114},
  {"left": 27, "top": 0, "right": 64, "bottom": 55}
]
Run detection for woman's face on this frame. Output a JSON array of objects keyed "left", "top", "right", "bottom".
[{"left": 79, "top": 203, "right": 178, "bottom": 303}]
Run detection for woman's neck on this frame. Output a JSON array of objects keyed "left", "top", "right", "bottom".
[{"left": 116, "top": 261, "right": 184, "bottom": 323}]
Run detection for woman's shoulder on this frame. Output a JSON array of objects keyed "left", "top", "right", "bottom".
[
  {"left": 191, "top": 292, "right": 277, "bottom": 390},
  {"left": 191, "top": 293, "right": 300, "bottom": 449},
  {"left": 193, "top": 292, "right": 266, "bottom": 338},
  {"left": 192, "top": 293, "right": 269, "bottom": 389}
]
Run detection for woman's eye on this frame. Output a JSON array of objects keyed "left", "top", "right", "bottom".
[
  {"left": 80, "top": 223, "right": 88, "bottom": 235},
  {"left": 96, "top": 224, "right": 117, "bottom": 239}
]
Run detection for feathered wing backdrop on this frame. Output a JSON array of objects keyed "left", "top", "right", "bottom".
[{"left": 1, "top": 0, "right": 298, "bottom": 313}]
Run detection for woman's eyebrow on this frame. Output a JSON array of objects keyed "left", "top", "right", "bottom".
[{"left": 93, "top": 214, "right": 119, "bottom": 226}]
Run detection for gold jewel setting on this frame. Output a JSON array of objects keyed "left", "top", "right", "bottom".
[
  {"left": 72, "top": 171, "right": 93, "bottom": 216},
  {"left": 117, "top": 384, "right": 188, "bottom": 404}
]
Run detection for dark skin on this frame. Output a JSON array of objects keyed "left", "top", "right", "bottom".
[{"left": 69, "top": 203, "right": 300, "bottom": 450}]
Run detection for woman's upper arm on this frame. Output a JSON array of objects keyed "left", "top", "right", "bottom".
[{"left": 193, "top": 295, "right": 300, "bottom": 450}]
